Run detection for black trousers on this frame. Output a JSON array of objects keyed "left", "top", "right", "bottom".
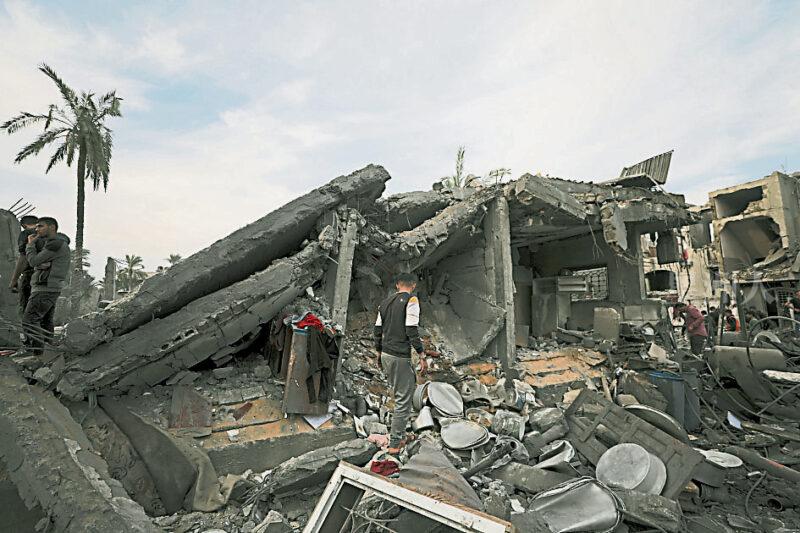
[
  {"left": 689, "top": 334, "right": 706, "bottom": 356},
  {"left": 22, "top": 291, "right": 59, "bottom": 354},
  {"left": 18, "top": 271, "right": 32, "bottom": 316}
]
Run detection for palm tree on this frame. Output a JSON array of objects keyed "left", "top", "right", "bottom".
[
  {"left": 1, "top": 63, "right": 122, "bottom": 279},
  {"left": 165, "top": 253, "right": 183, "bottom": 266},
  {"left": 116, "top": 254, "right": 147, "bottom": 292},
  {"left": 440, "top": 145, "right": 466, "bottom": 189}
]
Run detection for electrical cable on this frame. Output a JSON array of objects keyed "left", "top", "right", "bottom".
[{"left": 744, "top": 471, "right": 766, "bottom": 522}]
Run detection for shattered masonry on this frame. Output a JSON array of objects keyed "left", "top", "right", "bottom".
[{"left": 1, "top": 157, "right": 799, "bottom": 532}]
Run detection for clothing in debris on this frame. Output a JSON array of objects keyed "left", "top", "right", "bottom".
[
  {"left": 293, "top": 312, "right": 324, "bottom": 332},
  {"left": 305, "top": 327, "right": 340, "bottom": 403},
  {"left": 267, "top": 316, "right": 291, "bottom": 373},
  {"left": 373, "top": 291, "right": 423, "bottom": 358},
  {"left": 370, "top": 459, "right": 400, "bottom": 477}
]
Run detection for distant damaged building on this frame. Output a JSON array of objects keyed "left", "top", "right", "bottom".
[{"left": 709, "top": 170, "right": 800, "bottom": 315}]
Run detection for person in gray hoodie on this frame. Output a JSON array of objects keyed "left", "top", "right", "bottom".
[{"left": 21, "top": 216, "right": 71, "bottom": 354}]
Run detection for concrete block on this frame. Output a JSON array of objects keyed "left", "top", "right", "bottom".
[
  {"left": 594, "top": 307, "right": 620, "bottom": 342},
  {"left": 205, "top": 423, "right": 356, "bottom": 475},
  {"left": 267, "top": 438, "right": 376, "bottom": 495}
]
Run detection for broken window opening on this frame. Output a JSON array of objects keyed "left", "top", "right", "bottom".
[
  {"left": 570, "top": 267, "right": 609, "bottom": 301},
  {"left": 713, "top": 185, "right": 764, "bottom": 218},
  {"left": 645, "top": 269, "right": 677, "bottom": 292},
  {"left": 718, "top": 216, "right": 781, "bottom": 271}
]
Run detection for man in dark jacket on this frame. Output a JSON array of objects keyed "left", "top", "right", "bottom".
[
  {"left": 374, "top": 273, "right": 425, "bottom": 453},
  {"left": 8, "top": 215, "right": 39, "bottom": 314},
  {"left": 21, "top": 217, "right": 70, "bottom": 355}
]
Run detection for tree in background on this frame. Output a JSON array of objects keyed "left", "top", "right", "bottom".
[
  {"left": 165, "top": 253, "right": 183, "bottom": 266},
  {"left": 116, "top": 254, "right": 147, "bottom": 292},
  {"left": 1, "top": 63, "right": 122, "bottom": 287},
  {"left": 438, "top": 145, "right": 512, "bottom": 190},
  {"left": 440, "top": 145, "right": 466, "bottom": 189}
]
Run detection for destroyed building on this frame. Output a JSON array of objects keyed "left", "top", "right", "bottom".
[
  {"left": 1, "top": 158, "right": 799, "bottom": 533},
  {"left": 710, "top": 170, "right": 800, "bottom": 317},
  {"left": 642, "top": 205, "right": 719, "bottom": 306}
]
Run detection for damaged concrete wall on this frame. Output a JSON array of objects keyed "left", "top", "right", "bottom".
[
  {"left": 422, "top": 240, "right": 500, "bottom": 363},
  {"left": 65, "top": 165, "right": 390, "bottom": 354},
  {"left": 711, "top": 171, "right": 800, "bottom": 273},
  {"left": 374, "top": 190, "right": 453, "bottom": 233},
  {"left": 57, "top": 241, "right": 329, "bottom": 399},
  {"left": 530, "top": 229, "right": 646, "bottom": 329},
  {"left": 0, "top": 209, "right": 19, "bottom": 348}
]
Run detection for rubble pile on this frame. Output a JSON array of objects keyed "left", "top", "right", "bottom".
[{"left": 2, "top": 156, "right": 800, "bottom": 532}]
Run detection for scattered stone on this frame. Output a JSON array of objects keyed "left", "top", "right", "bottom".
[
  {"left": 482, "top": 481, "right": 511, "bottom": 520},
  {"left": 254, "top": 364, "right": 273, "bottom": 379},
  {"left": 343, "top": 357, "right": 361, "bottom": 373},
  {"left": 267, "top": 439, "right": 377, "bottom": 496},
  {"left": 213, "top": 367, "right": 236, "bottom": 379},
  {"left": 613, "top": 490, "right": 683, "bottom": 533},
  {"left": 32, "top": 366, "right": 56, "bottom": 386},
  {"left": 241, "top": 385, "right": 265, "bottom": 401},
  {"left": 217, "top": 389, "right": 244, "bottom": 405},
  {"left": 529, "top": 407, "right": 565, "bottom": 432}
]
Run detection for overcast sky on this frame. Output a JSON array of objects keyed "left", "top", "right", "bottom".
[{"left": 2, "top": 0, "right": 799, "bottom": 279}]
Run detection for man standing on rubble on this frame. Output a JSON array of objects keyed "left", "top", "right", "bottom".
[
  {"left": 20, "top": 217, "right": 70, "bottom": 355},
  {"left": 784, "top": 290, "right": 800, "bottom": 330},
  {"left": 673, "top": 302, "right": 707, "bottom": 355},
  {"left": 8, "top": 215, "right": 39, "bottom": 315},
  {"left": 374, "top": 272, "right": 425, "bottom": 454}
]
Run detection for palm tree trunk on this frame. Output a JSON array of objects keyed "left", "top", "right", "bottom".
[
  {"left": 67, "top": 144, "right": 87, "bottom": 318},
  {"left": 75, "top": 143, "right": 86, "bottom": 265}
]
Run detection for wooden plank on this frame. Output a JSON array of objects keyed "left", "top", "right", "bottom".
[
  {"left": 212, "top": 396, "right": 283, "bottom": 432},
  {"left": 168, "top": 385, "right": 212, "bottom": 430}
]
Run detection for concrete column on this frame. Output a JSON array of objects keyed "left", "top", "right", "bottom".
[
  {"left": 0, "top": 210, "right": 20, "bottom": 347},
  {"left": 104, "top": 257, "right": 117, "bottom": 300},
  {"left": 331, "top": 212, "right": 359, "bottom": 329},
  {"left": 607, "top": 227, "right": 646, "bottom": 303},
  {"left": 485, "top": 197, "right": 517, "bottom": 379}
]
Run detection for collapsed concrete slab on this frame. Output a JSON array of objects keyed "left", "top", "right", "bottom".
[
  {"left": 262, "top": 438, "right": 376, "bottom": 496},
  {"left": 57, "top": 241, "right": 329, "bottom": 399},
  {"left": 390, "top": 187, "right": 500, "bottom": 271},
  {"left": 375, "top": 190, "right": 453, "bottom": 233},
  {"left": 0, "top": 361, "right": 158, "bottom": 533},
  {"left": 65, "top": 164, "right": 390, "bottom": 354}
]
